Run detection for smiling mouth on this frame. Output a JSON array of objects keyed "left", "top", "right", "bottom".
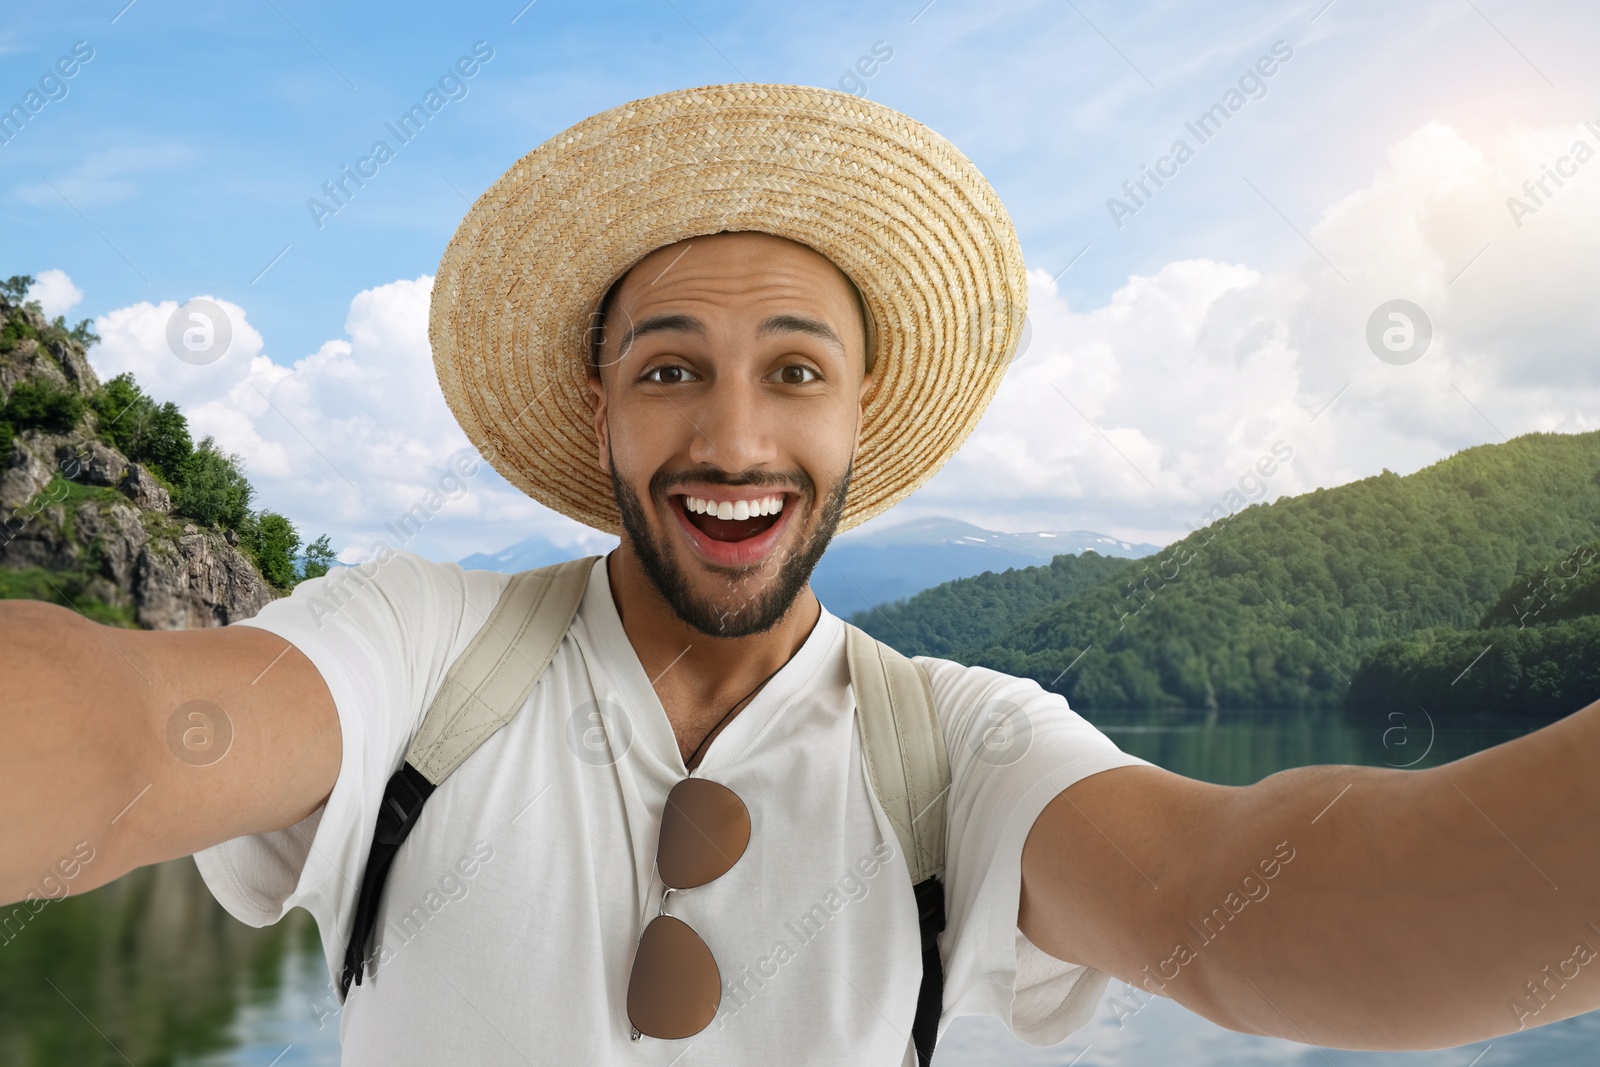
[{"left": 673, "top": 493, "right": 789, "bottom": 543}]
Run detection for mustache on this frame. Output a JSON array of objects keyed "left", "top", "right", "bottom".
[{"left": 651, "top": 469, "right": 812, "bottom": 497}]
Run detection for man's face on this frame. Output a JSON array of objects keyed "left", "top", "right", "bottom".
[{"left": 585, "top": 231, "right": 875, "bottom": 638}]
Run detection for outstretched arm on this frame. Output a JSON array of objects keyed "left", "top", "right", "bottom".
[
  {"left": 0, "top": 600, "right": 341, "bottom": 906},
  {"left": 1019, "top": 695, "right": 1600, "bottom": 1050}
]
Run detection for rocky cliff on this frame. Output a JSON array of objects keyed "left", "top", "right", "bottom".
[{"left": 0, "top": 295, "right": 278, "bottom": 630}]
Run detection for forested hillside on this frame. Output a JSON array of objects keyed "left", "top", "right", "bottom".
[
  {"left": 0, "top": 277, "right": 335, "bottom": 628},
  {"left": 1347, "top": 538, "right": 1600, "bottom": 722},
  {"left": 852, "top": 431, "right": 1600, "bottom": 715}
]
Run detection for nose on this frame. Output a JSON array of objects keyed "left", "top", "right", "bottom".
[{"left": 683, "top": 372, "right": 778, "bottom": 474}]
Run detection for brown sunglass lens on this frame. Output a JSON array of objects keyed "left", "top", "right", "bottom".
[
  {"left": 658, "top": 777, "right": 750, "bottom": 889},
  {"left": 627, "top": 915, "right": 721, "bottom": 1038}
]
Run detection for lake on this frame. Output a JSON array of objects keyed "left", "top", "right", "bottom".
[{"left": 2, "top": 707, "right": 1592, "bottom": 1065}]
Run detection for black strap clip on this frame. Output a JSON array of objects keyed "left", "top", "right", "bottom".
[
  {"left": 375, "top": 763, "right": 435, "bottom": 845},
  {"left": 340, "top": 762, "right": 437, "bottom": 999}
]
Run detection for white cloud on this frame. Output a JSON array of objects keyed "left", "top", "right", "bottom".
[
  {"left": 26, "top": 268, "right": 83, "bottom": 318},
  {"left": 92, "top": 295, "right": 267, "bottom": 408},
  {"left": 868, "top": 120, "right": 1600, "bottom": 545},
  {"left": 89, "top": 277, "right": 599, "bottom": 564}
]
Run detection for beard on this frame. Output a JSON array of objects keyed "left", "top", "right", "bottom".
[{"left": 609, "top": 450, "right": 852, "bottom": 638}]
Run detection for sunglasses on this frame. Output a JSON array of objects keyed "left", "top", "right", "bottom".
[{"left": 627, "top": 775, "right": 752, "bottom": 1041}]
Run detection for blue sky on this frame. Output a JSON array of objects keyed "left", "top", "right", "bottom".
[{"left": 6, "top": 0, "right": 1599, "bottom": 562}]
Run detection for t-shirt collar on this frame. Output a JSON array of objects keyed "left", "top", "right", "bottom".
[{"left": 580, "top": 553, "right": 844, "bottom": 777}]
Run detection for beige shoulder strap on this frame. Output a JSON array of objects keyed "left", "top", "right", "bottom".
[
  {"left": 405, "top": 555, "right": 600, "bottom": 783},
  {"left": 845, "top": 622, "right": 950, "bottom": 884}
]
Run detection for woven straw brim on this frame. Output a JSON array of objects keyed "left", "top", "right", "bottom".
[{"left": 430, "top": 83, "right": 1027, "bottom": 537}]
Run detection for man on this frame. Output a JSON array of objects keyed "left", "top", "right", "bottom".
[{"left": 3, "top": 84, "right": 1598, "bottom": 1065}]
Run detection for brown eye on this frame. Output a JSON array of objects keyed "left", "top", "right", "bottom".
[
  {"left": 643, "top": 365, "right": 693, "bottom": 384},
  {"left": 777, "top": 365, "right": 819, "bottom": 385}
]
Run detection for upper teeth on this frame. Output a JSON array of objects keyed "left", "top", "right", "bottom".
[{"left": 684, "top": 495, "right": 785, "bottom": 520}]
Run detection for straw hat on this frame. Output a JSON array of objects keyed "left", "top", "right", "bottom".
[{"left": 429, "top": 82, "right": 1027, "bottom": 537}]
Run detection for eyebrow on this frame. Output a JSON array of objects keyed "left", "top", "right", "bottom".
[
  {"left": 617, "top": 312, "right": 846, "bottom": 358},
  {"left": 758, "top": 313, "right": 844, "bottom": 355},
  {"left": 618, "top": 313, "right": 705, "bottom": 355}
]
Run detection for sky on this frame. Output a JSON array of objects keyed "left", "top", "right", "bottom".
[{"left": 4, "top": 0, "right": 1599, "bottom": 564}]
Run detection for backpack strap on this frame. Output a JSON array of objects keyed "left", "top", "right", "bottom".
[
  {"left": 845, "top": 623, "right": 949, "bottom": 883},
  {"left": 405, "top": 556, "right": 600, "bottom": 783},
  {"left": 844, "top": 622, "right": 951, "bottom": 1067},
  {"left": 338, "top": 554, "right": 599, "bottom": 999}
]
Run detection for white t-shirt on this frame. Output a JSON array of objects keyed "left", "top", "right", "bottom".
[{"left": 194, "top": 549, "right": 1153, "bottom": 1065}]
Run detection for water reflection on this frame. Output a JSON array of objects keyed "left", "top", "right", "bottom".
[
  {"left": 0, "top": 858, "right": 315, "bottom": 1065},
  {"left": 1081, "top": 706, "right": 1526, "bottom": 786}
]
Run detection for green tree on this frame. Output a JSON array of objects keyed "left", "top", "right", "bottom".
[
  {"left": 0, "top": 310, "right": 39, "bottom": 354},
  {"left": 68, "top": 319, "right": 100, "bottom": 347},
  {"left": 173, "top": 435, "right": 253, "bottom": 531},
  {"left": 241, "top": 511, "right": 302, "bottom": 590},
  {"left": 90, "top": 373, "right": 145, "bottom": 449},
  {"left": 300, "top": 534, "right": 336, "bottom": 582},
  {"left": 4, "top": 379, "right": 85, "bottom": 434},
  {"left": 91, "top": 373, "right": 193, "bottom": 480},
  {"left": 0, "top": 274, "right": 34, "bottom": 302},
  {"left": 47, "top": 315, "right": 99, "bottom": 347},
  {"left": 141, "top": 400, "right": 192, "bottom": 477}
]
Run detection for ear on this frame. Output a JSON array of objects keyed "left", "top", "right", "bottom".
[
  {"left": 586, "top": 365, "right": 609, "bottom": 467},
  {"left": 853, "top": 368, "right": 875, "bottom": 450},
  {"left": 859, "top": 367, "right": 877, "bottom": 407}
]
